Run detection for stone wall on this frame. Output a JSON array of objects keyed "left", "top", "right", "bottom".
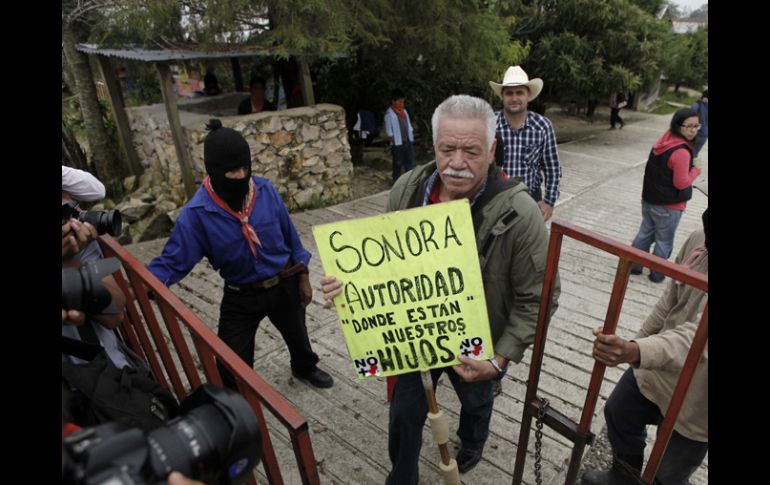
[{"left": 125, "top": 100, "right": 353, "bottom": 211}]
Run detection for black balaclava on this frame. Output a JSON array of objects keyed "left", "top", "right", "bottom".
[
  {"left": 702, "top": 208, "right": 708, "bottom": 249},
  {"left": 204, "top": 119, "right": 252, "bottom": 211}
]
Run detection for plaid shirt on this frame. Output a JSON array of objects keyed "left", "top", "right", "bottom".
[{"left": 496, "top": 111, "right": 562, "bottom": 207}]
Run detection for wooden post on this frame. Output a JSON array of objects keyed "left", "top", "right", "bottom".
[
  {"left": 155, "top": 62, "right": 197, "bottom": 200},
  {"left": 94, "top": 55, "right": 143, "bottom": 177},
  {"left": 299, "top": 59, "right": 315, "bottom": 106},
  {"left": 231, "top": 57, "right": 244, "bottom": 92}
]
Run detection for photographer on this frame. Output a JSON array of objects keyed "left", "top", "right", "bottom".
[{"left": 61, "top": 215, "right": 128, "bottom": 367}]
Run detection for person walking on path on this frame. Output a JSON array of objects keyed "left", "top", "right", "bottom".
[
  {"left": 609, "top": 92, "right": 627, "bottom": 130},
  {"left": 630, "top": 108, "right": 702, "bottom": 283}
]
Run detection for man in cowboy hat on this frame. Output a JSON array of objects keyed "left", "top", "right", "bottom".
[{"left": 490, "top": 65, "right": 562, "bottom": 221}]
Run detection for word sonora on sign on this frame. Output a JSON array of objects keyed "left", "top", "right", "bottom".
[{"left": 313, "top": 200, "right": 493, "bottom": 378}]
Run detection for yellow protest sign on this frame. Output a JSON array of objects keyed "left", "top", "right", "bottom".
[{"left": 312, "top": 199, "right": 493, "bottom": 379}]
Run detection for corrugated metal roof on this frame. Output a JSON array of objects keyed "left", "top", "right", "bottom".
[
  {"left": 76, "top": 44, "right": 347, "bottom": 61},
  {"left": 75, "top": 44, "right": 279, "bottom": 61}
]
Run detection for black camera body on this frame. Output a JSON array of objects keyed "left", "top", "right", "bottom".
[
  {"left": 63, "top": 384, "right": 262, "bottom": 485},
  {"left": 62, "top": 199, "right": 122, "bottom": 237},
  {"left": 62, "top": 258, "right": 122, "bottom": 314}
]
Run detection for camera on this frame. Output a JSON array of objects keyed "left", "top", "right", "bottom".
[
  {"left": 63, "top": 384, "right": 262, "bottom": 485},
  {"left": 62, "top": 199, "right": 122, "bottom": 237},
  {"left": 62, "top": 258, "right": 122, "bottom": 314}
]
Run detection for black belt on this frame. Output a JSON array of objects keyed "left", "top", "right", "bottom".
[{"left": 225, "top": 263, "right": 306, "bottom": 291}]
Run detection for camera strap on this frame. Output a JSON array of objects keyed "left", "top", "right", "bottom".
[
  {"left": 76, "top": 321, "right": 101, "bottom": 346},
  {"left": 62, "top": 335, "right": 103, "bottom": 362}
]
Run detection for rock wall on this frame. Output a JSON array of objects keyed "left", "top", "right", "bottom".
[{"left": 125, "top": 101, "right": 353, "bottom": 211}]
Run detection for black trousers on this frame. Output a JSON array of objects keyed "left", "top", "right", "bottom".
[
  {"left": 216, "top": 274, "right": 319, "bottom": 389},
  {"left": 605, "top": 369, "right": 708, "bottom": 484},
  {"left": 610, "top": 108, "right": 624, "bottom": 128}
]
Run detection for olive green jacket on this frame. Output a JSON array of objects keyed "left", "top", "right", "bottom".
[{"left": 387, "top": 162, "right": 560, "bottom": 364}]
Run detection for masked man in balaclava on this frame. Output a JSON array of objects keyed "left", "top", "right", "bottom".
[{"left": 149, "top": 119, "right": 334, "bottom": 389}]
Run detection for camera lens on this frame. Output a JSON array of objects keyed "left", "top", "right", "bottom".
[
  {"left": 61, "top": 258, "right": 122, "bottom": 313},
  {"left": 145, "top": 386, "right": 261, "bottom": 484},
  {"left": 78, "top": 210, "right": 122, "bottom": 237},
  {"left": 63, "top": 385, "right": 261, "bottom": 485}
]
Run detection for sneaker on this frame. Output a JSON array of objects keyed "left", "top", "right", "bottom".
[
  {"left": 630, "top": 264, "right": 643, "bottom": 275},
  {"left": 456, "top": 446, "right": 484, "bottom": 473},
  {"left": 292, "top": 367, "right": 334, "bottom": 388}
]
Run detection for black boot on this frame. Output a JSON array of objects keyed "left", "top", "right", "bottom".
[{"left": 581, "top": 453, "right": 642, "bottom": 485}]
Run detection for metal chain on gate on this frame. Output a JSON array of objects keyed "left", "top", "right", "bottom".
[{"left": 533, "top": 397, "right": 549, "bottom": 485}]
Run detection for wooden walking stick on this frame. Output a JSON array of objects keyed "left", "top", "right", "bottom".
[{"left": 421, "top": 370, "right": 460, "bottom": 485}]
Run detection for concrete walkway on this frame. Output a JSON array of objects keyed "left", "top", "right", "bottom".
[{"left": 126, "top": 113, "right": 708, "bottom": 485}]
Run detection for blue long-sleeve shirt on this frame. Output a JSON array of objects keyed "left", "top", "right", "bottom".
[{"left": 148, "top": 176, "right": 311, "bottom": 286}]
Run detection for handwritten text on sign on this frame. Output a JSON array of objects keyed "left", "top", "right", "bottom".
[{"left": 312, "top": 199, "right": 493, "bottom": 379}]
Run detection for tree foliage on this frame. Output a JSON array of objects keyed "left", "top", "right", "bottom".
[
  {"left": 314, "top": 0, "right": 529, "bottom": 140},
  {"left": 80, "top": 0, "right": 527, "bottom": 150},
  {"left": 661, "top": 25, "right": 708, "bottom": 91},
  {"left": 498, "top": 0, "right": 672, "bottom": 115},
  {"left": 688, "top": 4, "right": 708, "bottom": 20}
]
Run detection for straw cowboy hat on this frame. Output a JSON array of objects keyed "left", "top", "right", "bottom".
[{"left": 489, "top": 66, "right": 543, "bottom": 101}]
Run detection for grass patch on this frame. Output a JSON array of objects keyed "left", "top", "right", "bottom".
[{"left": 649, "top": 103, "right": 680, "bottom": 115}]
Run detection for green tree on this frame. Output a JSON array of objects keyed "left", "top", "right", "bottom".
[
  {"left": 314, "top": 0, "right": 528, "bottom": 143},
  {"left": 90, "top": 1, "right": 527, "bottom": 151},
  {"left": 62, "top": 0, "right": 126, "bottom": 198},
  {"left": 661, "top": 26, "right": 708, "bottom": 92},
  {"left": 502, "top": 0, "right": 670, "bottom": 118},
  {"left": 688, "top": 4, "right": 708, "bottom": 20}
]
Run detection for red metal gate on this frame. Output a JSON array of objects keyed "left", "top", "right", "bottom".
[
  {"left": 511, "top": 220, "right": 708, "bottom": 485},
  {"left": 98, "top": 235, "right": 320, "bottom": 485}
]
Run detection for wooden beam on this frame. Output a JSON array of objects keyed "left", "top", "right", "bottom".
[
  {"left": 95, "top": 55, "right": 143, "bottom": 177},
  {"left": 231, "top": 57, "right": 244, "bottom": 92},
  {"left": 299, "top": 60, "right": 315, "bottom": 106},
  {"left": 155, "top": 62, "right": 197, "bottom": 200}
]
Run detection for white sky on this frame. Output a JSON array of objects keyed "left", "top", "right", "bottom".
[{"left": 673, "top": 0, "right": 707, "bottom": 13}]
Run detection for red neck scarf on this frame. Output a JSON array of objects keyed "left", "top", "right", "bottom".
[{"left": 204, "top": 176, "right": 262, "bottom": 257}]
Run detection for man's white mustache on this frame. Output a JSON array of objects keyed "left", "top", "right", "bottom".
[{"left": 441, "top": 168, "right": 474, "bottom": 179}]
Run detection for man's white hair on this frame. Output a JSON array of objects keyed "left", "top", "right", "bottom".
[{"left": 431, "top": 95, "right": 497, "bottom": 150}]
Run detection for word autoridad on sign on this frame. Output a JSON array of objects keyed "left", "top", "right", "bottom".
[{"left": 313, "top": 199, "right": 493, "bottom": 379}]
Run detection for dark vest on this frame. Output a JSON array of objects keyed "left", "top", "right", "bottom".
[{"left": 641, "top": 143, "right": 693, "bottom": 205}]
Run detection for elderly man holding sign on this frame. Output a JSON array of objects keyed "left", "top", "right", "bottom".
[{"left": 318, "top": 95, "right": 559, "bottom": 484}]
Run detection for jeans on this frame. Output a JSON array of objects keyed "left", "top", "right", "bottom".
[
  {"left": 385, "top": 368, "right": 493, "bottom": 485},
  {"left": 631, "top": 202, "right": 683, "bottom": 278},
  {"left": 605, "top": 369, "right": 708, "bottom": 485},
  {"left": 216, "top": 275, "right": 319, "bottom": 389},
  {"left": 391, "top": 142, "right": 415, "bottom": 183},
  {"left": 691, "top": 135, "right": 707, "bottom": 158}
]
